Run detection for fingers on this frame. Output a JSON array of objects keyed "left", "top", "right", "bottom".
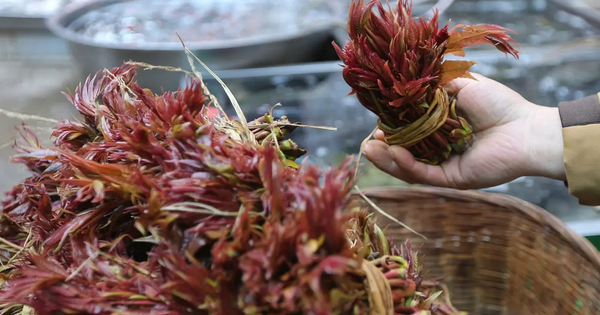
[
  {"left": 386, "top": 146, "right": 452, "bottom": 187},
  {"left": 363, "top": 140, "right": 454, "bottom": 187},
  {"left": 363, "top": 140, "right": 406, "bottom": 179}
]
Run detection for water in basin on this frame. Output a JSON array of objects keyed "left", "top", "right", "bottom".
[{"left": 67, "top": 0, "right": 338, "bottom": 45}]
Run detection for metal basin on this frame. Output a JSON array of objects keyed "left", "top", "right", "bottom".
[{"left": 45, "top": 0, "right": 340, "bottom": 91}]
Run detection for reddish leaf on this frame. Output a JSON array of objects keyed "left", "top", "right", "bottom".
[
  {"left": 445, "top": 24, "right": 520, "bottom": 58},
  {"left": 439, "top": 60, "right": 477, "bottom": 85}
]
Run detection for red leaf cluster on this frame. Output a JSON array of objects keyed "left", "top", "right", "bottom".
[
  {"left": 333, "top": 0, "right": 520, "bottom": 164},
  {"left": 334, "top": 0, "right": 452, "bottom": 111},
  {"left": 0, "top": 64, "right": 460, "bottom": 315}
]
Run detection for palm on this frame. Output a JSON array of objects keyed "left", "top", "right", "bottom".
[
  {"left": 435, "top": 75, "right": 533, "bottom": 188},
  {"left": 365, "top": 74, "right": 538, "bottom": 189},
  {"left": 436, "top": 113, "right": 529, "bottom": 189}
]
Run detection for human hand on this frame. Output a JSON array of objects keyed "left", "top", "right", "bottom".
[{"left": 362, "top": 73, "right": 566, "bottom": 190}]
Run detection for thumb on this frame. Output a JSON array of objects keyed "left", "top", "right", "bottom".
[{"left": 443, "top": 72, "right": 487, "bottom": 95}]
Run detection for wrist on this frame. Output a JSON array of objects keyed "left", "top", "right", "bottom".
[{"left": 525, "top": 105, "right": 566, "bottom": 181}]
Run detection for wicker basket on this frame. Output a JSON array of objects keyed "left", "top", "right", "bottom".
[{"left": 358, "top": 186, "right": 600, "bottom": 315}]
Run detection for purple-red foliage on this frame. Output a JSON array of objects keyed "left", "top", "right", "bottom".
[{"left": 0, "top": 64, "right": 374, "bottom": 315}]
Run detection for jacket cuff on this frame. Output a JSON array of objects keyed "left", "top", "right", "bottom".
[{"left": 558, "top": 92, "right": 600, "bottom": 206}]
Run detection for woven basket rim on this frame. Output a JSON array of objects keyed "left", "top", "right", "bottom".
[{"left": 358, "top": 186, "right": 600, "bottom": 268}]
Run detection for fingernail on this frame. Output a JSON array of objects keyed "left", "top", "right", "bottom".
[{"left": 361, "top": 142, "right": 371, "bottom": 155}]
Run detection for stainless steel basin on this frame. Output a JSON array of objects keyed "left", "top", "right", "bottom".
[{"left": 45, "top": 0, "right": 340, "bottom": 91}]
